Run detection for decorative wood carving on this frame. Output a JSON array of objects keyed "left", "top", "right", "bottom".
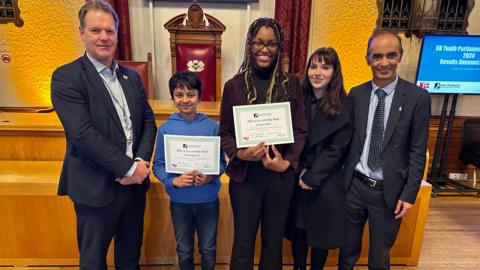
[
  {"left": 376, "top": 0, "right": 475, "bottom": 37},
  {"left": 164, "top": 1, "right": 226, "bottom": 101},
  {"left": 0, "top": 0, "right": 23, "bottom": 27}
]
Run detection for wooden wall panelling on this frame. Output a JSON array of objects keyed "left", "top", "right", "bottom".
[
  {"left": 0, "top": 101, "right": 220, "bottom": 161},
  {"left": 0, "top": 161, "right": 431, "bottom": 267}
]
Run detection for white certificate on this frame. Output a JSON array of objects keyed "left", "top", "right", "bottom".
[
  {"left": 233, "top": 102, "right": 294, "bottom": 148},
  {"left": 164, "top": 135, "right": 220, "bottom": 175}
]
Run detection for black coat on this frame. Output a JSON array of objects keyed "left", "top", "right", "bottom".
[{"left": 286, "top": 92, "right": 352, "bottom": 249}]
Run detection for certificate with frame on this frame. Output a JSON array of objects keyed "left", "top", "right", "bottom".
[
  {"left": 233, "top": 102, "right": 294, "bottom": 148},
  {"left": 164, "top": 135, "right": 220, "bottom": 175}
]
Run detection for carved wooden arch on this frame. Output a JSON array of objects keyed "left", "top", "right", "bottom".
[
  {"left": 376, "top": 0, "right": 475, "bottom": 37},
  {"left": 164, "top": 2, "right": 226, "bottom": 101},
  {"left": 0, "top": 0, "right": 24, "bottom": 27}
]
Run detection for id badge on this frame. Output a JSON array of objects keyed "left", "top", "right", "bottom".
[{"left": 125, "top": 130, "right": 133, "bottom": 141}]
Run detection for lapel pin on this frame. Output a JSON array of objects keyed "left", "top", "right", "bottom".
[
  {"left": 123, "top": 74, "right": 128, "bottom": 80},
  {"left": 399, "top": 106, "right": 402, "bottom": 111}
]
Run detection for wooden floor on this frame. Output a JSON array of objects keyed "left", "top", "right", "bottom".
[{"left": 2, "top": 189, "right": 479, "bottom": 270}]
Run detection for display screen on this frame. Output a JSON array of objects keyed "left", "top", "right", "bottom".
[{"left": 416, "top": 35, "right": 480, "bottom": 94}]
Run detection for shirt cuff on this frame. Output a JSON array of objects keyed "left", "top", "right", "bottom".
[
  {"left": 135, "top": 157, "right": 149, "bottom": 167},
  {"left": 125, "top": 161, "right": 138, "bottom": 177},
  {"left": 299, "top": 168, "right": 308, "bottom": 180}
]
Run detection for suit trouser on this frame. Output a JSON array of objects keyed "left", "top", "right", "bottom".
[
  {"left": 74, "top": 185, "right": 146, "bottom": 270},
  {"left": 229, "top": 162, "right": 295, "bottom": 270},
  {"left": 338, "top": 177, "right": 401, "bottom": 270}
]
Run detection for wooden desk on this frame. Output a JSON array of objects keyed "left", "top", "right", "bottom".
[
  {"left": 0, "top": 160, "right": 431, "bottom": 267},
  {"left": 0, "top": 113, "right": 65, "bottom": 161},
  {"left": 0, "top": 101, "right": 220, "bottom": 161},
  {"left": 0, "top": 102, "right": 432, "bottom": 266},
  {"left": 0, "top": 161, "right": 232, "bottom": 266}
]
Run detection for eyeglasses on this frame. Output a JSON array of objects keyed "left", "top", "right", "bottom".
[{"left": 251, "top": 41, "right": 279, "bottom": 52}]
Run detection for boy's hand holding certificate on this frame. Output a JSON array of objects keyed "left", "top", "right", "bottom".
[
  {"left": 233, "top": 102, "right": 294, "bottom": 148},
  {"left": 164, "top": 135, "right": 221, "bottom": 175}
]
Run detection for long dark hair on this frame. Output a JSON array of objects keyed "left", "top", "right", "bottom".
[
  {"left": 238, "top": 17, "right": 290, "bottom": 104},
  {"left": 303, "top": 47, "right": 346, "bottom": 117}
]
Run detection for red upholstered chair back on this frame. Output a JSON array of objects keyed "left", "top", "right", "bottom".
[
  {"left": 164, "top": 2, "right": 225, "bottom": 101},
  {"left": 176, "top": 44, "right": 216, "bottom": 101},
  {"left": 118, "top": 53, "right": 154, "bottom": 99}
]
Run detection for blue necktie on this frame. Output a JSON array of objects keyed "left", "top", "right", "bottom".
[{"left": 368, "top": 89, "right": 387, "bottom": 171}]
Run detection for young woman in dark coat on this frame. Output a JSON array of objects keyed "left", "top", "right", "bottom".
[{"left": 286, "top": 47, "right": 352, "bottom": 270}]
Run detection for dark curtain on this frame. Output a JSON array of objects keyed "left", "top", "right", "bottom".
[
  {"left": 275, "top": 0, "right": 312, "bottom": 75},
  {"left": 105, "top": 0, "right": 132, "bottom": 60}
]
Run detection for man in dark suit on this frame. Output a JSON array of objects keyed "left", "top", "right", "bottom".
[
  {"left": 50, "top": 1, "right": 156, "bottom": 269},
  {"left": 338, "top": 30, "right": 431, "bottom": 269}
]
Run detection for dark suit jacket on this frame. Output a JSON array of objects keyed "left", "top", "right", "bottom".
[
  {"left": 344, "top": 77, "right": 431, "bottom": 209},
  {"left": 51, "top": 55, "right": 157, "bottom": 207},
  {"left": 219, "top": 73, "right": 308, "bottom": 182}
]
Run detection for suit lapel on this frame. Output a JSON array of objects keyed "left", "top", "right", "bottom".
[
  {"left": 304, "top": 95, "right": 313, "bottom": 129},
  {"left": 357, "top": 83, "right": 371, "bottom": 148},
  {"left": 383, "top": 78, "right": 407, "bottom": 150},
  {"left": 307, "top": 107, "right": 348, "bottom": 149},
  {"left": 82, "top": 56, "right": 124, "bottom": 133}
]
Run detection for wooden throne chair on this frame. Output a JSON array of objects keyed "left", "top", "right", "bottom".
[
  {"left": 164, "top": 2, "right": 226, "bottom": 101},
  {"left": 118, "top": 53, "right": 154, "bottom": 99}
]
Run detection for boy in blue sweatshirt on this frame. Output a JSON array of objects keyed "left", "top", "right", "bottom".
[{"left": 153, "top": 71, "right": 226, "bottom": 270}]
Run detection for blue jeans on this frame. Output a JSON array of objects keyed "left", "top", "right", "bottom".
[{"left": 170, "top": 200, "right": 219, "bottom": 270}]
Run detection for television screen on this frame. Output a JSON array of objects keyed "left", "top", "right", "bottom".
[{"left": 416, "top": 35, "right": 480, "bottom": 94}]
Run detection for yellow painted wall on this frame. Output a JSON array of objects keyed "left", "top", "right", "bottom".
[
  {"left": 310, "top": 0, "right": 377, "bottom": 91},
  {"left": 0, "top": 0, "right": 84, "bottom": 107},
  {"left": 309, "top": 0, "right": 480, "bottom": 116}
]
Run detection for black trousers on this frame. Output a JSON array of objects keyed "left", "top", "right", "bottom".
[
  {"left": 229, "top": 162, "right": 295, "bottom": 270},
  {"left": 291, "top": 228, "right": 328, "bottom": 270},
  {"left": 74, "top": 185, "right": 146, "bottom": 270},
  {"left": 338, "top": 177, "right": 401, "bottom": 270}
]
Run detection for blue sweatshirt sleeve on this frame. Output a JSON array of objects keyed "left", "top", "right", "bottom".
[{"left": 152, "top": 126, "right": 177, "bottom": 188}]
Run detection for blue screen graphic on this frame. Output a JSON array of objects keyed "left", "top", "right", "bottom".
[{"left": 416, "top": 35, "right": 480, "bottom": 94}]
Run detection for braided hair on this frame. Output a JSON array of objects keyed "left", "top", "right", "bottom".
[{"left": 238, "top": 18, "right": 291, "bottom": 104}]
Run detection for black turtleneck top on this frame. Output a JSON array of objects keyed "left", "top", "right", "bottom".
[{"left": 251, "top": 65, "right": 274, "bottom": 104}]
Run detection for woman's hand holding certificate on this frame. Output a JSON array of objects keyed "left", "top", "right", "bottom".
[
  {"left": 261, "top": 145, "right": 290, "bottom": 173},
  {"left": 236, "top": 143, "right": 290, "bottom": 173},
  {"left": 236, "top": 141, "right": 267, "bottom": 161}
]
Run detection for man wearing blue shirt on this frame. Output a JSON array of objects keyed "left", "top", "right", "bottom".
[
  {"left": 339, "top": 30, "right": 431, "bottom": 270},
  {"left": 50, "top": 1, "right": 156, "bottom": 269}
]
